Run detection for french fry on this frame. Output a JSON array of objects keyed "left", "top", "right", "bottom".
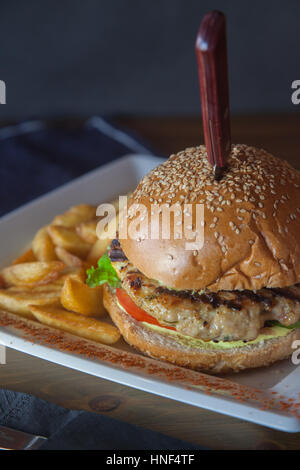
[
  {"left": 76, "top": 219, "right": 98, "bottom": 244},
  {"left": 61, "top": 277, "right": 106, "bottom": 317},
  {"left": 0, "top": 289, "right": 61, "bottom": 319},
  {"left": 1, "top": 261, "right": 65, "bottom": 287},
  {"left": 12, "top": 248, "right": 36, "bottom": 265},
  {"left": 32, "top": 226, "right": 57, "bottom": 261},
  {"left": 0, "top": 275, "right": 6, "bottom": 289},
  {"left": 1, "top": 199, "right": 131, "bottom": 346},
  {"left": 48, "top": 225, "right": 91, "bottom": 258},
  {"left": 51, "top": 267, "right": 87, "bottom": 286},
  {"left": 30, "top": 304, "right": 121, "bottom": 344},
  {"left": 7, "top": 284, "right": 63, "bottom": 293},
  {"left": 51, "top": 204, "right": 96, "bottom": 228},
  {"left": 55, "top": 246, "right": 84, "bottom": 267},
  {"left": 74, "top": 195, "right": 131, "bottom": 245},
  {"left": 86, "top": 238, "right": 111, "bottom": 266}
]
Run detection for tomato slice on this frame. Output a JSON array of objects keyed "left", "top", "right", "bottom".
[{"left": 116, "top": 288, "right": 176, "bottom": 331}]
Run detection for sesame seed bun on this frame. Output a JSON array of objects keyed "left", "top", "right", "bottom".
[
  {"left": 120, "top": 144, "right": 300, "bottom": 291},
  {"left": 103, "top": 284, "right": 300, "bottom": 373}
]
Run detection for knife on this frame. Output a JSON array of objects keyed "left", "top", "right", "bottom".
[
  {"left": 0, "top": 424, "right": 47, "bottom": 450},
  {"left": 195, "top": 10, "right": 231, "bottom": 180}
]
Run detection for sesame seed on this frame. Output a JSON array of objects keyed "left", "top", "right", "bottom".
[{"left": 130, "top": 144, "right": 300, "bottom": 245}]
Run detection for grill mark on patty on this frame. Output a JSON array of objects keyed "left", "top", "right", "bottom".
[
  {"left": 154, "top": 286, "right": 295, "bottom": 311},
  {"left": 234, "top": 290, "right": 274, "bottom": 308},
  {"left": 129, "top": 275, "right": 142, "bottom": 291},
  {"left": 268, "top": 287, "right": 300, "bottom": 303},
  {"left": 155, "top": 286, "right": 242, "bottom": 311}
]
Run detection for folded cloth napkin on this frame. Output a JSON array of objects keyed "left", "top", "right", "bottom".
[
  {"left": 0, "top": 389, "right": 203, "bottom": 450},
  {"left": 0, "top": 116, "right": 156, "bottom": 217}
]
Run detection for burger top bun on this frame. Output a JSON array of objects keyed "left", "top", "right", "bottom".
[{"left": 120, "top": 145, "right": 300, "bottom": 292}]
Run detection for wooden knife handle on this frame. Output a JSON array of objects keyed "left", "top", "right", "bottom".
[{"left": 195, "top": 11, "right": 231, "bottom": 170}]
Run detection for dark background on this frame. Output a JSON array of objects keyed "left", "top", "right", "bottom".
[{"left": 0, "top": 0, "right": 299, "bottom": 120}]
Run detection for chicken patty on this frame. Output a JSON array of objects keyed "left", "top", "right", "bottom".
[{"left": 109, "top": 240, "right": 300, "bottom": 342}]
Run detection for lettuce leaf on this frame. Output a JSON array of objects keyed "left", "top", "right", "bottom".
[
  {"left": 265, "top": 320, "right": 300, "bottom": 330},
  {"left": 86, "top": 253, "right": 121, "bottom": 288}
]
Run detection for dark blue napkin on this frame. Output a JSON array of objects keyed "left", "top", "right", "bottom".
[
  {"left": 0, "top": 116, "right": 156, "bottom": 217},
  {"left": 0, "top": 389, "right": 202, "bottom": 450}
]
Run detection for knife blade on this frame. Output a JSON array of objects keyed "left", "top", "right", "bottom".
[{"left": 0, "top": 424, "right": 47, "bottom": 450}]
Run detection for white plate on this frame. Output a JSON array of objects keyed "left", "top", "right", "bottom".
[{"left": 0, "top": 153, "right": 300, "bottom": 433}]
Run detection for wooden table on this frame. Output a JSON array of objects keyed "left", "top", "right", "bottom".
[{"left": 1, "top": 114, "right": 300, "bottom": 450}]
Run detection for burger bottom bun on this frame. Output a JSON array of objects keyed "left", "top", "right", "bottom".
[{"left": 103, "top": 285, "right": 300, "bottom": 374}]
